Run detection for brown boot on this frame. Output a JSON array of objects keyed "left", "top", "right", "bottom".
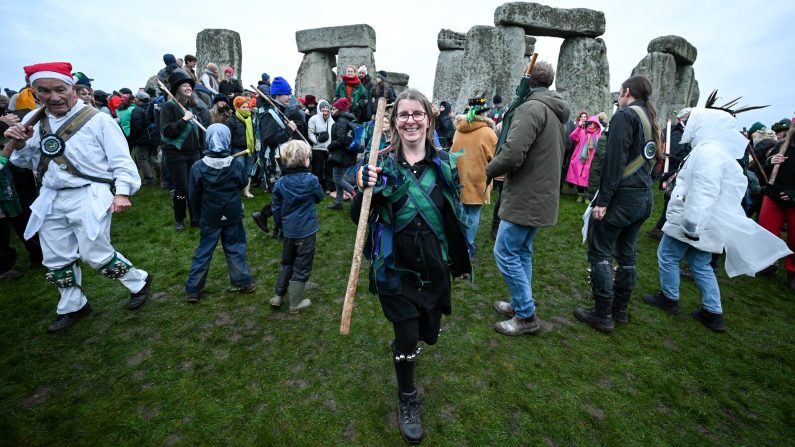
[{"left": 494, "top": 314, "right": 542, "bottom": 336}]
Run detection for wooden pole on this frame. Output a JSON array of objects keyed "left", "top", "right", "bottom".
[
  {"left": 0, "top": 107, "right": 47, "bottom": 170},
  {"left": 525, "top": 53, "right": 539, "bottom": 77},
  {"left": 340, "top": 97, "right": 387, "bottom": 335},
  {"left": 768, "top": 141, "right": 789, "bottom": 185},
  {"left": 157, "top": 80, "right": 207, "bottom": 132},
  {"left": 249, "top": 84, "right": 310, "bottom": 145}
]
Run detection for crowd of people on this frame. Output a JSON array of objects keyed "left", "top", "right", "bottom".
[{"left": 1, "top": 55, "right": 793, "bottom": 445}]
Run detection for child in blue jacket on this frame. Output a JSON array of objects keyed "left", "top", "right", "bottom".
[
  {"left": 269, "top": 140, "right": 325, "bottom": 313},
  {"left": 185, "top": 124, "right": 255, "bottom": 303}
]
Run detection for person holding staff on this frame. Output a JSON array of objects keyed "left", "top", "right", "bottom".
[{"left": 353, "top": 89, "right": 471, "bottom": 444}]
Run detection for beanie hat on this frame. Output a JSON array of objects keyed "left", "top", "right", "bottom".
[
  {"left": 135, "top": 91, "right": 150, "bottom": 101},
  {"left": 167, "top": 69, "right": 195, "bottom": 95},
  {"left": 233, "top": 96, "right": 248, "bottom": 109},
  {"left": 376, "top": 70, "right": 388, "bottom": 81},
  {"left": 270, "top": 76, "right": 292, "bottom": 96},
  {"left": 304, "top": 94, "right": 317, "bottom": 107},
  {"left": 224, "top": 66, "right": 234, "bottom": 76},
  {"left": 358, "top": 65, "right": 368, "bottom": 75},
  {"left": 771, "top": 119, "right": 791, "bottom": 133},
  {"left": 333, "top": 97, "right": 350, "bottom": 112},
  {"left": 24, "top": 61, "right": 74, "bottom": 85},
  {"left": 212, "top": 94, "right": 228, "bottom": 105},
  {"left": 748, "top": 121, "right": 765, "bottom": 136},
  {"left": 493, "top": 94, "right": 503, "bottom": 105},
  {"left": 163, "top": 54, "right": 176, "bottom": 65},
  {"left": 261, "top": 72, "right": 270, "bottom": 82}
]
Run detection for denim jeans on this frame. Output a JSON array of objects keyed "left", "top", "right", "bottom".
[
  {"left": 462, "top": 204, "right": 481, "bottom": 257},
  {"left": 493, "top": 220, "right": 538, "bottom": 318},
  {"left": 185, "top": 222, "right": 252, "bottom": 293},
  {"left": 332, "top": 166, "right": 354, "bottom": 204},
  {"left": 657, "top": 234, "right": 722, "bottom": 313}
]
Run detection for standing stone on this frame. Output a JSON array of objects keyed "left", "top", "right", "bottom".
[
  {"left": 525, "top": 36, "right": 537, "bottom": 56},
  {"left": 385, "top": 72, "right": 410, "bottom": 96},
  {"left": 437, "top": 29, "right": 466, "bottom": 50},
  {"left": 631, "top": 52, "right": 677, "bottom": 124},
  {"left": 433, "top": 50, "right": 464, "bottom": 106},
  {"left": 648, "top": 35, "right": 697, "bottom": 65},
  {"left": 336, "top": 47, "right": 375, "bottom": 83},
  {"left": 671, "top": 64, "right": 700, "bottom": 112},
  {"left": 196, "top": 29, "right": 242, "bottom": 80},
  {"left": 452, "top": 25, "right": 525, "bottom": 114},
  {"left": 296, "top": 24, "right": 376, "bottom": 53},
  {"left": 295, "top": 52, "right": 336, "bottom": 102},
  {"left": 556, "top": 37, "right": 612, "bottom": 118},
  {"left": 494, "top": 2, "right": 606, "bottom": 38}
]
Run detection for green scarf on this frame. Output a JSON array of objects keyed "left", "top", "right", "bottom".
[{"left": 236, "top": 109, "right": 255, "bottom": 154}]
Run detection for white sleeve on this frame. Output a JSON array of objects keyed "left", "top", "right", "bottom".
[
  {"left": 681, "top": 147, "right": 722, "bottom": 236},
  {"left": 9, "top": 124, "right": 42, "bottom": 170},
  {"left": 97, "top": 114, "right": 141, "bottom": 195}
]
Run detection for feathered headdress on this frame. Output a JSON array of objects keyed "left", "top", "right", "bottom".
[{"left": 704, "top": 90, "right": 769, "bottom": 116}]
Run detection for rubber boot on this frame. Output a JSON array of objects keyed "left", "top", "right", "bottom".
[
  {"left": 288, "top": 280, "right": 310, "bottom": 314},
  {"left": 243, "top": 179, "right": 254, "bottom": 198},
  {"left": 574, "top": 297, "right": 614, "bottom": 333},
  {"left": 612, "top": 289, "right": 631, "bottom": 324},
  {"left": 397, "top": 389, "right": 424, "bottom": 444},
  {"left": 269, "top": 294, "right": 283, "bottom": 307}
]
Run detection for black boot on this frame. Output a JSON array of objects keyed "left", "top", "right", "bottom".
[
  {"left": 574, "top": 297, "right": 614, "bottom": 333},
  {"left": 612, "top": 290, "right": 631, "bottom": 324},
  {"left": 691, "top": 308, "right": 726, "bottom": 332},
  {"left": 397, "top": 389, "right": 424, "bottom": 444},
  {"left": 642, "top": 291, "right": 680, "bottom": 315}
]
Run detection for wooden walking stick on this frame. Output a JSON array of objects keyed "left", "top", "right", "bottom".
[
  {"left": 249, "top": 85, "right": 310, "bottom": 145},
  {"left": 0, "top": 107, "right": 47, "bottom": 171},
  {"left": 157, "top": 80, "right": 207, "bottom": 132},
  {"left": 768, "top": 131, "right": 792, "bottom": 185},
  {"left": 340, "top": 97, "right": 387, "bottom": 335},
  {"left": 663, "top": 118, "right": 672, "bottom": 174}
]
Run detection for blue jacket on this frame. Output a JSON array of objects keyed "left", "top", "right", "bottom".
[{"left": 272, "top": 167, "right": 325, "bottom": 238}]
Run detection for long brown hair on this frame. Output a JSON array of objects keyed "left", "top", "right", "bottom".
[
  {"left": 389, "top": 89, "right": 437, "bottom": 153},
  {"left": 622, "top": 75, "right": 662, "bottom": 153}
]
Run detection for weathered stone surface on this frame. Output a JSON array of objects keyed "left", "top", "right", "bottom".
[
  {"left": 671, "top": 64, "right": 700, "bottom": 113},
  {"left": 196, "top": 29, "right": 242, "bottom": 80},
  {"left": 648, "top": 35, "right": 697, "bottom": 65},
  {"left": 556, "top": 37, "right": 612, "bottom": 119},
  {"left": 295, "top": 52, "right": 336, "bottom": 102},
  {"left": 438, "top": 29, "right": 466, "bottom": 51},
  {"left": 452, "top": 25, "right": 526, "bottom": 114},
  {"left": 631, "top": 52, "right": 677, "bottom": 125},
  {"left": 433, "top": 50, "right": 464, "bottom": 106},
  {"left": 296, "top": 24, "right": 376, "bottom": 53},
  {"left": 336, "top": 47, "right": 375, "bottom": 82},
  {"left": 385, "top": 72, "right": 410, "bottom": 95},
  {"left": 494, "top": 2, "right": 605, "bottom": 38},
  {"left": 525, "top": 36, "right": 537, "bottom": 56}
]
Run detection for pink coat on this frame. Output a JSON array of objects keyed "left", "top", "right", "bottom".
[{"left": 566, "top": 115, "right": 603, "bottom": 187}]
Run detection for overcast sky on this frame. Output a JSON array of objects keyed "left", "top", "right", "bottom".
[{"left": 3, "top": 0, "right": 793, "bottom": 129}]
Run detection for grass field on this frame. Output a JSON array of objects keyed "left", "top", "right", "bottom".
[{"left": 1, "top": 185, "right": 793, "bottom": 446}]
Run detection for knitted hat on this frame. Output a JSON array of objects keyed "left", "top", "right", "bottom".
[
  {"left": 261, "top": 72, "right": 270, "bottom": 82},
  {"left": 23, "top": 61, "right": 74, "bottom": 85},
  {"left": 269, "top": 77, "right": 291, "bottom": 96},
  {"left": 233, "top": 96, "right": 248, "bottom": 109},
  {"left": 304, "top": 94, "right": 317, "bottom": 107},
  {"left": 333, "top": 97, "right": 350, "bottom": 112},
  {"left": 771, "top": 119, "right": 791, "bottom": 133},
  {"left": 376, "top": 70, "right": 388, "bottom": 81},
  {"left": 493, "top": 94, "right": 503, "bottom": 105},
  {"left": 212, "top": 94, "right": 228, "bottom": 105},
  {"left": 358, "top": 65, "right": 368, "bottom": 75},
  {"left": 224, "top": 66, "right": 234, "bottom": 76},
  {"left": 748, "top": 121, "right": 765, "bottom": 136},
  {"left": 167, "top": 69, "right": 195, "bottom": 95}
]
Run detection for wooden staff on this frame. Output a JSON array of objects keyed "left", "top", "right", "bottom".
[
  {"left": 747, "top": 143, "right": 769, "bottom": 185},
  {"left": 0, "top": 107, "right": 47, "bottom": 171},
  {"left": 157, "top": 80, "right": 207, "bottom": 132},
  {"left": 663, "top": 118, "right": 672, "bottom": 174},
  {"left": 340, "top": 97, "right": 387, "bottom": 335},
  {"left": 768, "top": 136, "right": 791, "bottom": 185},
  {"left": 525, "top": 53, "right": 539, "bottom": 77},
  {"left": 249, "top": 84, "right": 310, "bottom": 145}
]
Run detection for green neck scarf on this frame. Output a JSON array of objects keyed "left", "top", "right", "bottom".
[{"left": 236, "top": 109, "right": 254, "bottom": 154}]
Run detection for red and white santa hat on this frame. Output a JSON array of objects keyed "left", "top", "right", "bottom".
[{"left": 23, "top": 61, "right": 74, "bottom": 85}]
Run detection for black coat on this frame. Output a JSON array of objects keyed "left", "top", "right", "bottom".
[
  {"left": 159, "top": 99, "right": 211, "bottom": 156},
  {"left": 219, "top": 79, "right": 243, "bottom": 97},
  {"left": 225, "top": 114, "right": 250, "bottom": 152},
  {"left": 257, "top": 102, "right": 295, "bottom": 151},
  {"left": 189, "top": 155, "right": 247, "bottom": 227},
  {"left": 129, "top": 100, "right": 160, "bottom": 147},
  {"left": 327, "top": 111, "right": 358, "bottom": 167},
  {"left": 366, "top": 82, "right": 396, "bottom": 119}
]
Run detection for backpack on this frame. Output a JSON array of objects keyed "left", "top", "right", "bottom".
[{"left": 347, "top": 122, "right": 366, "bottom": 152}]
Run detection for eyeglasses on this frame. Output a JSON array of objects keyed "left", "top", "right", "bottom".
[{"left": 396, "top": 111, "right": 427, "bottom": 122}]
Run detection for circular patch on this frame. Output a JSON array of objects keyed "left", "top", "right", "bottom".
[
  {"left": 40, "top": 134, "right": 65, "bottom": 157},
  {"left": 642, "top": 141, "right": 657, "bottom": 160}
]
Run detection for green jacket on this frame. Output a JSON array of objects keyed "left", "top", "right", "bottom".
[{"left": 334, "top": 82, "right": 368, "bottom": 108}]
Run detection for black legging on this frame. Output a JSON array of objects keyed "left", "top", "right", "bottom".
[
  {"left": 166, "top": 152, "right": 199, "bottom": 223},
  {"left": 392, "top": 317, "right": 441, "bottom": 394}
]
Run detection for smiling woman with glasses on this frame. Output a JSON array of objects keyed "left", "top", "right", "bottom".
[{"left": 349, "top": 89, "right": 471, "bottom": 444}]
